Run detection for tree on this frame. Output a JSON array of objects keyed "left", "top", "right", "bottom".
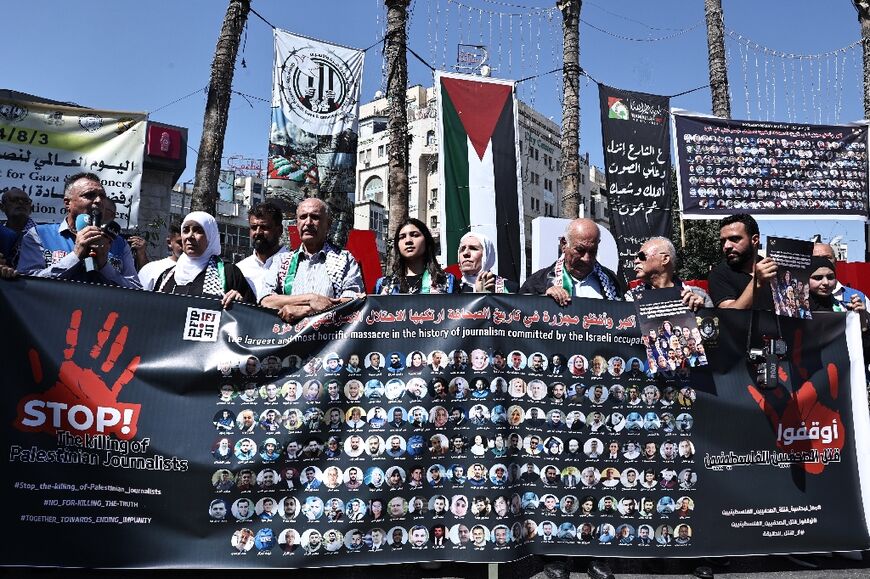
[
  {"left": 854, "top": 1, "right": 870, "bottom": 118},
  {"left": 558, "top": 0, "right": 581, "bottom": 218},
  {"left": 384, "top": 0, "right": 411, "bottom": 264},
  {"left": 191, "top": 0, "right": 250, "bottom": 214},
  {"left": 704, "top": 0, "right": 731, "bottom": 119},
  {"left": 669, "top": 170, "right": 720, "bottom": 280}
]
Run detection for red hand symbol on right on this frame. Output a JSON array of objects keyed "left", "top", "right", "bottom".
[{"left": 747, "top": 359, "right": 844, "bottom": 475}]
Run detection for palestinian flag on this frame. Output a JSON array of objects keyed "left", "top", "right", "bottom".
[{"left": 436, "top": 72, "right": 524, "bottom": 282}]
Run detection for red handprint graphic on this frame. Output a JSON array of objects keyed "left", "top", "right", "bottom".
[
  {"left": 747, "top": 331, "right": 844, "bottom": 475},
  {"left": 16, "top": 310, "right": 142, "bottom": 440}
]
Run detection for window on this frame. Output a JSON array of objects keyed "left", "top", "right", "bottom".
[
  {"left": 430, "top": 215, "right": 438, "bottom": 229},
  {"left": 431, "top": 187, "right": 438, "bottom": 200},
  {"left": 377, "top": 145, "right": 385, "bottom": 157},
  {"left": 363, "top": 176, "right": 385, "bottom": 204},
  {"left": 544, "top": 178, "right": 553, "bottom": 192},
  {"left": 426, "top": 130, "right": 436, "bottom": 146}
]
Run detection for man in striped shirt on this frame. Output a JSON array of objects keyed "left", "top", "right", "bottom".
[{"left": 257, "top": 198, "right": 362, "bottom": 321}]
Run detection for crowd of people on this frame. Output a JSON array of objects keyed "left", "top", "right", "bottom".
[
  {"left": 2, "top": 173, "right": 869, "bottom": 579},
  {"left": 1, "top": 172, "right": 867, "bottom": 326}
]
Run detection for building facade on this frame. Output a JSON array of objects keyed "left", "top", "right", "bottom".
[
  {"left": 354, "top": 84, "right": 592, "bottom": 274},
  {"left": 171, "top": 175, "right": 266, "bottom": 263}
]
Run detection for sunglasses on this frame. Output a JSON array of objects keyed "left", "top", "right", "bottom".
[{"left": 635, "top": 250, "right": 667, "bottom": 261}]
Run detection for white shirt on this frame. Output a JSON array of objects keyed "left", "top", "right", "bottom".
[
  {"left": 568, "top": 272, "right": 604, "bottom": 299},
  {"left": 237, "top": 247, "right": 289, "bottom": 296},
  {"left": 138, "top": 256, "right": 176, "bottom": 291}
]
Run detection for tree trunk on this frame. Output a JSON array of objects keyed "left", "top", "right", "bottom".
[
  {"left": 190, "top": 0, "right": 250, "bottom": 214},
  {"left": 558, "top": 0, "right": 581, "bottom": 218},
  {"left": 855, "top": 1, "right": 870, "bottom": 118},
  {"left": 384, "top": 0, "right": 410, "bottom": 260},
  {"left": 704, "top": 0, "right": 731, "bottom": 119}
]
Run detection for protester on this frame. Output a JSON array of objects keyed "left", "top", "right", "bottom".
[
  {"left": 375, "top": 217, "right": 456, "bottom": 294},
  {"left": 153, "top": 211, "right": 253, "bottom": 307},
  {"left": 813, "top": 242, "right": 869, "bottom": 309},
  {"left": 137, "top": 224, "right": 182, "bottom": 291},
  {"left": 708, "top": 213, "right": 776, "bottom": 309},
  {"left": 0, "top": 186, "right": 36, "bottom": 268},
  {"left": 807, "top": 256, "right": 869, "bottom": 335},
  {"left": 457, "top": 231, "right": 516, "bottom": 293},
  {"left": 521, "top": 217, "right": 621, "bottom": 579},
  {"left": 627, "top": 236, "right": 712, "bottom": 310},
  {"left": 258, "top": 197, "right": 362, "bottom": 321},
  {"left": 236, "top": 202, "right": 288, "bottom": 295},
  {"left": 528, "top": 218, "right": 624, "bottom": 306},
  {"left": 102, "top": 197, "right": 149, "bottom": 270},
  {"left": 18, "top": 173, "right": 141, "bottom": 288}
]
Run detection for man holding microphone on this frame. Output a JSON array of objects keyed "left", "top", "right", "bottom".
[{"left": 18, "top": 172, "right": 140, "bottom": 288}]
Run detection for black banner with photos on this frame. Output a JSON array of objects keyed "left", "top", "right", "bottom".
[
  {"left": 599, "top": 85, "right": 673, "bottom": 280},
  {"left": 0, "top": 278, "right": 868, "bottom": 568},
  {"left": 673, "top": 112, "right": 870, "bottom": 218}
]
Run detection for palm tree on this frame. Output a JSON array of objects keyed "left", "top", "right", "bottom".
[
  {"left": 558, "top": 0, "right": 581, "bottom": 218},
  {"left": 854, "top": 0, "right": 870, "bottom": 118},
  {"left": 384, "top": 0, "right": 410, "bottom": 256},
  {"left": 704, "top": 0, "right": 731, "bottom": 119},
  {"left": 191, "top": 0, "right": 250, "bottom": 213}
]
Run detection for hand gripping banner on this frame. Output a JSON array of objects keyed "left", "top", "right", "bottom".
[{"left": 1, "top": 278, "right": 869, "bottom": 567}]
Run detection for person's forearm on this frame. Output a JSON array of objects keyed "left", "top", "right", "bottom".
[
  {"left": 719, "top": 280, "right": 758, "bottom": 310},
  {"left": 261, "top": 293, "right": 314, "bottom": 310}
]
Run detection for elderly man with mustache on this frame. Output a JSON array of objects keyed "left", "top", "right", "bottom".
[{"left": 257, "top": 197, "right": 362, "bottom": 322}]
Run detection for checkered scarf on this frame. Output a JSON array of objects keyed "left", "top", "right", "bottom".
[{"left": 552, "top": 255, "right": 619, "bottom": 301}]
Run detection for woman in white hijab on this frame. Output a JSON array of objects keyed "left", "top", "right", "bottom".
[
  {"left": 154, "top": 211, "right": 254, "bottom": 307},
  {"left": 457, "top": 231, "right": 517, "bottom": 293}
]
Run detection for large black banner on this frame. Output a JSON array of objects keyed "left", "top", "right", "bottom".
[
  {"left": 673, "top": 112, "right": 870, "bottom": 219},
  {"left": 1, "top": 278, "right": 868, "bottom": 568},
  {"left": 599, "top": 84, "right": 673, "bottom": 280}
]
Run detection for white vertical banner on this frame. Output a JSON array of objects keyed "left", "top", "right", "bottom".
[{"left": 268, "top": 30, "right": 364, "bottom": 203}]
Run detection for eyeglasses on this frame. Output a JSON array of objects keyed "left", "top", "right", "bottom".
[{"left": 635, "top": 250, "right": 668, "bottom": 261}]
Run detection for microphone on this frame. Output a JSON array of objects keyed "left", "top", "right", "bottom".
[
  {"left": 76, "top": 207, "right": 103, "bottom": 272},
  {"left": 74, "top": 213, "right": 91, "bottom": 232}
]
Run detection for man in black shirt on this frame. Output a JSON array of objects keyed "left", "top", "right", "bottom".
[{"left": 707, "top": 214, "right": 777, "bottom": 309}]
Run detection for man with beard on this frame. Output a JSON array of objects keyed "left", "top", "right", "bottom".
[
  {"left": 708, "top": 213, "right": 776, "bottom": 309},
  {"left": 235, "top": 202, "right": 287, "bottom": 294}
]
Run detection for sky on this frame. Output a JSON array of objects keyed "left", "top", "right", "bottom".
[{"left": 5, "top": 0, "right": 868, "bottom": 257}]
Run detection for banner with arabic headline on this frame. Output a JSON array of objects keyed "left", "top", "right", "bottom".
[
  {"left": 0, "top": 98, "right": 146, "bottom": 227},
  {"left": 599, "top": 85, "right": 672, "bottom": 281},
  {"left": 0, "top": 278, "right": 868, "bottom": 568},
  {"left": 673, "top": 111, "right": 870, "bottom": 219}
]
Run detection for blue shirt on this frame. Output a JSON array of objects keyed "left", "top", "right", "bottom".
[{"left": 18, "top": 220, "right": 141, "bottom": 289}]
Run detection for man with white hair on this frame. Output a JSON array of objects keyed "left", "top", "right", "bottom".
[
  {"left": 522, "top": 218, "right": 624, "bottom": 304},
  {"left": 627, "top": 236, "right": 712, "bottom": 310},
  {"left": 257, "top": 197, "right": 362, "bottom": 321}
]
